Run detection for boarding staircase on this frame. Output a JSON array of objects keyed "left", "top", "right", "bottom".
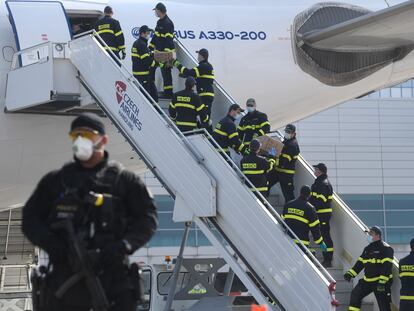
[{"left": 3, "top": 32, "right": 401, "bottom": 310}]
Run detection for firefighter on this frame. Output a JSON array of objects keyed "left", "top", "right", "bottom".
[
  {"left": 309, "top": 163, "right": 334, "bottom": 268},
  {"left": 282, "top": 185, "right": 327, "bottom": 254},
  {"left": 22, "top": 113, "right": 158, "bottom": 311},
  {"left": 150, "top": 2, "right": 175, "bottom": 98},
  {"left": 94, "top": 6, "right": 126, "bottom": 61},
  {"left": 238, "top": 98, "right": 270, "bottom": 146},
  {"left": 344, "top": 226, "right": 394, "bottom": 311},
  {"left": 173, "top": 49, "right": 215, "bottom": 118},
  {"left": 267, "top": 124, "right": 300, "bottom": 203},
  {"left": 213, "top": 104, "right": 248, "bottom": 159},
  {"left": 399, "top": 238, "right": 414, "bottom": 311},
  {"left": 240, "top": 139, "right": 276, "bottom": 198},
  {"left": 132, "top": 25, "right": 158, "bottom": 102},
  {"left": 169, "top": 77, "right": 210, "bottom": 132}
]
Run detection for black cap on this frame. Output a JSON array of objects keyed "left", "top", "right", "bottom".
[
  {"left": 313, "top": 163, "right": 327, "bottom": 174},
  {"left": 410, "top": 238, "right": 414, "bottom": 249},
  {"left": 228, "top": 104, "right": 244, "bottom": 113},
  {"left": 300, "top": 185, "right": 311, "bottom": 197},
  {"left": 153, "top": 2, "right": 167, "bottom": 13},
  {"left": 285, "top": 124, "right": 296, "bottom": 134},
  {"left": 71, "top": 113, "right": 105, "bottom": 135},
  {"left": 250, "top": 139, "right": 261, "bottom": 152},
  {"left": 196, "top": 48, "right": 209, "bottom": 59},
  {"left": 139, "top": 25, "right": 153, "bottom": 34},
  {"left": 185, "top": 76, "right": 196, "bottom": 88},
  {"left": 366, "top": 226, "right": 382, "bottom": 237},
  {"left": 104, "top": 6, "right": 113, "bottom": 14}
]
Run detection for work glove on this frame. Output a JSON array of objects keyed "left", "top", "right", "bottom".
[
  {"left": 319, "top": 242, "right": 328, "bottom": 252},
  {"left": 98, "top": 240, "right": 128, "bottom": 267},
  {"left": 377, "top": 280, "right": 387, "bottom": 292},
  {"left": 343, "top": 271, "right": 353, "bottom": 282},
  {"left": 45, "top": 235, "right": 68, "bottom": 264},
  {"left": 120, "top": 50, "right": 126, "bottom": 60},
  {"left": 173, "top": 59, "right": 180, "bottom": 67}
]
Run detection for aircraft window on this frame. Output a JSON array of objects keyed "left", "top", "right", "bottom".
[{"left": 137, "top": 269, "right": 152, "bottom": 311}]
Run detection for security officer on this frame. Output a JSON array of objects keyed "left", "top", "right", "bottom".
[
  {"left": 213, "top": 104, "right": 248, "bottom": 158},
  {"left": 240, "top": 139, "right": 276, "bottom": 198},
  {"left": 94, "top": 6, "right": 126, "bottom": 60},
  {"left": 309, "top": 163, "right": 334, "bottom": 267},
  {"left": 238, "top": 98, "right": 270, "bottom": 146},
  {"left": 399, "top": 238, "right": 414, "bottom": 311},
  {"left": 150, "top": 2, "right": 175, "bottom": 98},
  {"left": 132, "top": 25, "right": 158, "bottom": 102},
  {"left": 282, "top": 185, "right": 327, "bottom": 254},
  {"left": 169, "top": 77, "right": 209, "bottom": 132},
  {"left": 267, "top": 124, "right": 300, "bottom": 203},
  {"left": 344, "top": 226, "right": 394, "bottom": 311},
  {"left": 173, "top": 49, "right": 215, "bottom": 118},
  {"left": 22, "top": 113, "right": 158, "bottom": 311}
]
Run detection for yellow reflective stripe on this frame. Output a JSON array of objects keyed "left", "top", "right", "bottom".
[
  {"left": 283, "top": 214, "right": 309, "bottom": 224},
  {"left": 199, "top": 74, "right": 215, "bottom": 79},
  {"left": 199, "top": 92, "right": 214, "bottom": 97},
  {"left": 400, "top": 272, "right": 414, "bottom": 277},
  {"left": 214, "top": 129, "right": 228, "bottom": 137},
  {"left": 380, "top": 275, "right": 390, "bottom": 281},
  {"left": 155, "top": 32, "right": 174, "bottom": 38},
  {"left": 228, "top": 132, "right": 238, "bottom": 139},
  {"left": 349, "top": 269, "right": 358, "bottom": 277},
  {"left": 400, "top": 296, "right": 414, "bottom": 300},
  {"left": 216, "top": 147, "right": 229, "bottom": 152},
  {"left": 118, "top": 45, "right": 125, "bottom": 50},
  {"left": 281, "top": 153, "right": 292, "bottom": 161},
  {"left": 311, "top": 192, "right": 330, "bottom": 202},
  {"left": 141, "top": 53, "right": 150, "bottom": 59},
  {"left": 149, "top": 43, "right": 155, "bottom": 48},
  {"left": 294, "top": 239, "right": 310, "bottom": 246},
  {"left": 131, "top": 53, "right": 140, "bottom": 58},
  {"left": 169, "top": 103, "right": 175, "bottom": 109},
  {"left": 317, "top": 208, "right": 333, "bottom": 213},
  {"left": 176, "top": 121, "right": 197, "bottom": 127},
  {"left": 349, "top": 307, "right": 360, "bottom": 311},
  {"left": 251, "top": 187, "right": 268, "bottom": 192},
  {"left": 237, "top": 144, "right": 245, "bottom": 152},
  {"left": 196, "top": 104, "right": 206, "bottom": 112},
  {"left": 243, "top": 170, "right": 265, "bottom": 175},
  {"left": 381, "top": 258, "right": 394, "bottom": 264},
  {"left": 309, "top": 219, "right": 320, "bottom": 228},
  {"left": 359, "top": 258, "right": 393, "bottom": 264},
  {"left": 194, "top": 67, "right": 200, "bottom": 78},
  {"left": 133, "top": 71, "right": 150, "bottom": 75},
  {"left": 314, "top": 237, "right": 323, "bottom": 244},
  {"left": 164, "top": 85, "right": 173, "bottom": 90},
  {"left": 115, "top": 30, "right": 123, "bottom": 36},
  {"left": 326, "top": 247, "right": 334, "bottom": 252},
  {"left": 174, "top": 103, "right": 196, "bottom": 109},
  {"left": 259, "top": 121, "right": 270, "bottom": 128},
  {"left": 259, "top": 129, "right": 266, "bottom": 136},
  {"left": 104, "top": 46, "right": 118, "bottom": 51},
  {"left": 364, "top": 276, "right": 380, "bottom": 282},
  {"left": 97, "top": 29, "right": 114, "bottom": 34},
  {"left": 275, "top": 167, "right": 295, "bottom": 174}
]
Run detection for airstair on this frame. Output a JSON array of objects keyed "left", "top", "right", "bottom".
[{"left": 3, "top": 32, "right": 402, "bottom": 310}]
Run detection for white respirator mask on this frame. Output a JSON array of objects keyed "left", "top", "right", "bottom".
[
  {"left": 246, "top": 107, "right": 256, "bottom": 113},
  {"left": 367, "top": 235, "right": 373, "bottom": 244},
  {"left": 284, "top": 132, "right": 292, "bottom": 140},
  {"left": 72, "top": 136, "right": 101, "bottom": 161},
  {"left": 235, "top": 114, "right": 242, "bottom": 121}
]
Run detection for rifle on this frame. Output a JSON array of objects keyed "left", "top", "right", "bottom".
[{"left": 52, "top": 219, "right": 110, "bottom": 311}]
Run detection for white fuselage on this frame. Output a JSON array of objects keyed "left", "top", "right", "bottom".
[{"left": 0, "top": 0, "right": 411, "bottom": 210}]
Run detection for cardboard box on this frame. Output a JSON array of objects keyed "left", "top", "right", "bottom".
[
  {"left": 257, "top": 135, "right": 284, "bottom": 157},
  {"left": 154, "top": 51, "right": 176, "bottom": 67}
]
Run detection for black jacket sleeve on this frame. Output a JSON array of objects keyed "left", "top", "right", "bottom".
[
  {"left": 119, "top": 171, "right": 158, "bottom": 252},
  {"left": 349, "top": 248, "right": 367, "bottom": 277},
  {"left": 22, "top": 171, "right": 60, "bottom": 253},
  {"left": 307, "top": 205, "right": 323, "bottom": 244},
  {"left": 114, "top": 20, "right": 125, "bottom": 51},
  {"left": 380, "top": 246, "right": 394, "bottom": 283}
]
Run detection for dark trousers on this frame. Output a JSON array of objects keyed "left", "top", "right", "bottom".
[
  {"left": 319, "top": 212, "right": 334, "bottom": 261},
  {"left": 135, "top": 76, "right": 158, "bottom": 102},
  {"left": 43, "top": 289, "right": 137, "bottom": 311},
  {"left": 161, "top": 66, "right": 173, "bottom": 94},
  {"left": 267, "top": 170, "right": 295, "bottom": 203},
  {"left": 200, "top": 96, "right": 214, "bottom": 118},
  {"left": 400, "top": 300, "right": 414, "bottom": 311},
  {"left": 349, "top": 280, "right": 392, "bottom": 311}
]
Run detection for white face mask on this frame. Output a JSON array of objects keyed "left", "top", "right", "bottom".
[
  {"left": 235, "top": 114, "right": 242, "bottom": 121},
  {"left": 246, "top": 107, "right": 256, "bottom": 113},
  {"left": 367, "top": 235, "right": 373, "bottom": 244},
  {"left": 72, "top": 136, "right": 101, "bottom": 161},
  {"left": 284, "top": 132, "right": 291, "bottom": 140},
  {"left": 155, "top": 11, "right": 160, "bottom": 18}
]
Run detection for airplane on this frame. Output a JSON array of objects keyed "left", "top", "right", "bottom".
[{"left": 2, "top": 0, "right": 414, "bottom": 211}]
